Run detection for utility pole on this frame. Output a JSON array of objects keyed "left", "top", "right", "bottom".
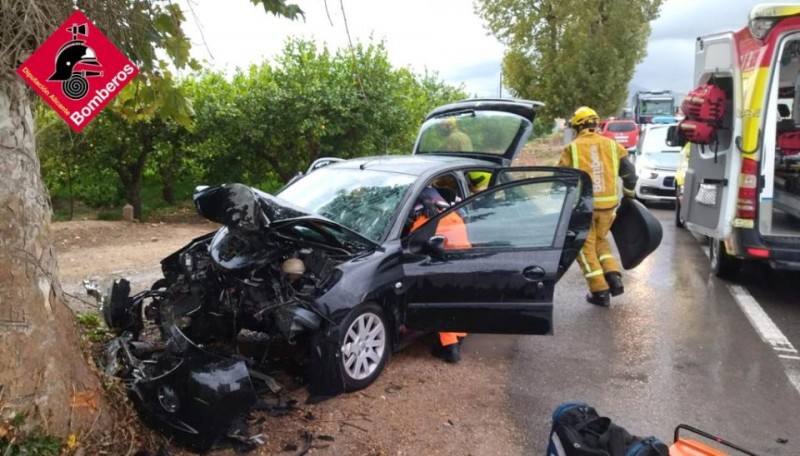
[{"left": 498, "top": 67, "right": 503, "bottom": 98}]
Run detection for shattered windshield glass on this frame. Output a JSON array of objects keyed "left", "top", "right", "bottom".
[{"left": 277, "top": 168, "right": 416, "bottom": 242}]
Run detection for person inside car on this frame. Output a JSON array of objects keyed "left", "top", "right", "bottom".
[{"left": 409, "top": 187, "right": 470, "bottom": 362}]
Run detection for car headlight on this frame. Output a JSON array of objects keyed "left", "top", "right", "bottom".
[{"left": 636, "top": 158, "right": 658, "bottom": 179}]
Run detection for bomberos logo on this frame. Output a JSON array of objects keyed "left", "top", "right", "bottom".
[{"left": 16, "top": 10, "right": 139, "bottom": 132}]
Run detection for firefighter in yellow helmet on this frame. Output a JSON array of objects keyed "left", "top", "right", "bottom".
[
  {"left": 466, "top": 170, "right": 491, "bottom": 194},
  {"left": 559, "top": 106, "right": 638, "bottom": 307},
  {"left": 439, "top": 117, "right": 473, "bottom": 152}
]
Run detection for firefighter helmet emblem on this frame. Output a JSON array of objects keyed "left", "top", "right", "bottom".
[{"left": 48, "top": 23, "right": 104, "bottom": 100}]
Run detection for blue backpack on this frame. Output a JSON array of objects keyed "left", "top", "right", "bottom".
[{"left": 546, "top": 402, "right": 669, "bottom": 456}]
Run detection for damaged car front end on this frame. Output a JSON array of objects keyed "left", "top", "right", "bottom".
[
  {"left": 88, "top": 183, "right": 387, "bottom": 449},
  {"left": 102, "top": 325, "right": 257, "bottom": 451}
]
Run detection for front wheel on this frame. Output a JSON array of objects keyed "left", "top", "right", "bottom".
[
  {"left": 709, "top": 238, "right": 741, "bottom": 280},
  {"left": 339, "top": 303, "right": 390, "bottom": 391}
]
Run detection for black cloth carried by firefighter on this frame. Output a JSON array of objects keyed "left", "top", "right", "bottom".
[
  {"left": 611, "top": 198, "right": 663, "bottom": 270},
  {"left": 546, "top": 402, "right": 669, "bottom": 456}
]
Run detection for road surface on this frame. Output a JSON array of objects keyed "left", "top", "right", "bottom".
[
  {"left": 473, "top": 206, "right": 800, "bottom": 454},
  {"left": 55, "top": 209, "right": 800, "bottom": 455}
]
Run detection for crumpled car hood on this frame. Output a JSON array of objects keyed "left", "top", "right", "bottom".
[{"left": 193, "top": 183, "right": 379, "bottom": 253}]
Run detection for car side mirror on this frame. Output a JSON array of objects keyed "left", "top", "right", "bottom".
[
  {"left": 424, "top": 235, "right": 446, "bottom": 256},
  {"left": 666, "top": 125, "right": 687, "bottom": 148}
]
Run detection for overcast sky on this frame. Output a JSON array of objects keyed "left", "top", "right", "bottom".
[{"left": 180, "top": 0, "right": 800, "bottom": 102}]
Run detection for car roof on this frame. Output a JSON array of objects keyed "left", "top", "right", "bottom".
[{"left": 326, "top": 154, "right": 496, "bottom": 176}]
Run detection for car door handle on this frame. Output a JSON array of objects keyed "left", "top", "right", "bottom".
[{"left": 522, "top": 266, "right": 546, "bottom": 281}]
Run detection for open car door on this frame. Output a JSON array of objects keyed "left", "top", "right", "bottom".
[
  {"left": 402, "top": 168, "right": 592, "bottom": 335},
  {"left": 681, "top": 32, "right": 740, "bottom": 239}
]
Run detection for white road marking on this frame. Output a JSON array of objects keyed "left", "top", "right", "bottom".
[{"left": 699, "top": 244, "right": 800, "bottom": 394}]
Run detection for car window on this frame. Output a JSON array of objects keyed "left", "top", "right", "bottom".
[
  {"left": 428, "top": 180, "right": 569, "bottom": 249},
  {"left": 417, "top": 111, "right": 526, "bottom": 155},
  {"left": 608, "top": 122, "right": 636, "bottom": 132},
  {"left": 277, "top": 167, "right": 416, "bottom": 242}
]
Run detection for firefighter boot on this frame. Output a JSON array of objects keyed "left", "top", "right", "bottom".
[
  {"left": 432, "top": 341, "right": 461, "bottom": 363},
  {"left": 605, "top": 272, "right": 624, "bottom": 297},
  {"left": 586, "top": 290, "right": 611, "bottom": 307}
]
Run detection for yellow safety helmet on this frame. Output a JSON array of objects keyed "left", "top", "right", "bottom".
[
  {"left": 467, "top": 171, "right": 491, "bottom": 190},
  {"left": 570, "top": 106, "right": 599, "bottom": 127},
  {"left": 441, "top": 117, "right": 458, "bottom": 129}
]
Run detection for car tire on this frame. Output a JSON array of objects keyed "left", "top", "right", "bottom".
[
  {"left": 709, "top": 238, "right": 741, "bottom": 279},
  {"left": 674, "top": 186, "right": 684, "bottom": 228},
  {"left": 338, "top": 303, "right": 391, "bottom": 391}
]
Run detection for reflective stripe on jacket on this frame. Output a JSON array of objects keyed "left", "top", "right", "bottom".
[{"left": 561, "top": 131, "right": 629, "bottom": 210}]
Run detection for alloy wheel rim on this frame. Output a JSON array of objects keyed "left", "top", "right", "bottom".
[{"left": 341, "top": 312, "right": 386, "bottom": 381}]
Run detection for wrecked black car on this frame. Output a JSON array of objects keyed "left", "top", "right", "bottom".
[{"left": 90, "top": 98, "right": 610, "bottom": 448}]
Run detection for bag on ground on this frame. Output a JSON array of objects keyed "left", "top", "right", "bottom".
[{"left": 546, "top": 402, "right": 669, "bottom": 456}]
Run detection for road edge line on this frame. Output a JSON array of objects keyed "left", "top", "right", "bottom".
[{"left": 727, "top": 284, "right": 800, "bottom": 396}]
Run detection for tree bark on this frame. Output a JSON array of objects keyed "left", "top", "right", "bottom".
[
  {"left": 127, "top": 176, "right": 143, "bottom": 220},
  {"left": 161, "top": 179, "right": 175, "bottom": 205},
  {"left": 0, "top": 79, "right": 109, "bottom": 435}
]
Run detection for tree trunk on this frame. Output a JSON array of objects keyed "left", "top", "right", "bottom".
[
  {"left": 126, "top": 177, "right": 143, "bottom": 221},
  {"left": 115, "top": 164, "right": 144, "bottom": 221},
  {"left": 160, "top": 163, "right": 175, "bottom": 205},
  {"left": 0, "top": 79, "right": 109, "bottom": 435},
  {"left": 162, "top": 180, "right": 175, "bottom": 205}
]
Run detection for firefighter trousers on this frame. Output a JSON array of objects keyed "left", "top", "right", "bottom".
[
  {"left": 439, "top": 332, "right": 466, "bottom": 346},
  {"left": 578, "top": 209, "right": 622, "bottom": 293}
]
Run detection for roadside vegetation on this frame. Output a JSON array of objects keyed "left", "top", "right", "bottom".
[{"left": 37, "top": 39, "right": 469, "bottom": 222}]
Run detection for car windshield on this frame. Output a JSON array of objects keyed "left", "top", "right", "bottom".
[
  {"left": 416, "top": 111, "right": 526, "bottom": 155},
  {"left": 277, "top": 167, "right": 416, "bottom": 242},
  {"left": 608, "top": 122, "right": 636, "bottom": 132}
]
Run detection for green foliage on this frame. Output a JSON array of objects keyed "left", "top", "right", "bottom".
[
  {"left": 76, "top": 312, "right": 108, "bottom": 342},
  {"left": 38, "top": 38, "right": 467, "bottom": 220},
  {"left": 0, "top": 433, "right": 62, "bottom": 456},
  {"left": 251, "top": 0, "right": 304, "bottom": 19},
  {"left": 0, "top": 414, "right": 62, "bottom": 456},
  {"left": 224, "top": 38, "right": 466, "bottom": 183},
  {"left": 476, "top": 0, "right": 663, "bottom": 123}
]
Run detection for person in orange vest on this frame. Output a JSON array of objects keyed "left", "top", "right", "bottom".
[
  {"left": 409, "top": 187, "right": 470, "bottom": 362},
  {"left": 559, "top": 106, "right": 638, "bottom": 307}
]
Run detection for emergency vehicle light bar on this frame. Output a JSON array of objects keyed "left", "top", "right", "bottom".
[{"left": 749, "top": 4, "right": 800, "bottom": 39}]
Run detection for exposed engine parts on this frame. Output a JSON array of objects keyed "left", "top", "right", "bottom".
[{"left": 86, "top": 226, "right": 348, "bottom": 451}]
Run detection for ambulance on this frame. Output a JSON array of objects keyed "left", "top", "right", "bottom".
[{"left": 675, "top": 4, "right": 800, "bottom": 278}]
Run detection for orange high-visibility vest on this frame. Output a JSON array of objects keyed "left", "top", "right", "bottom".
[{"left": 410, "top": 213, "right": 471, "bottom": 249}]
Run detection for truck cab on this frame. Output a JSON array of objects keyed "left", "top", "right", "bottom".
[
  {"left": 633, "top": 90, "right": 675, "bottom": 125},
  {"left": 679, "top": 3, "right": 800, "bottom": 278}
]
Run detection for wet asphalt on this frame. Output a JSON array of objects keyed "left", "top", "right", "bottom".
[{"left": 467, "top": 206, "right": 800, "bottom": 455}]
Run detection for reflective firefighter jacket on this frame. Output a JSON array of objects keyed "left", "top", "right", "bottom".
[{"left": 559, "top": 130, "right": 637, "bottom": 210}]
